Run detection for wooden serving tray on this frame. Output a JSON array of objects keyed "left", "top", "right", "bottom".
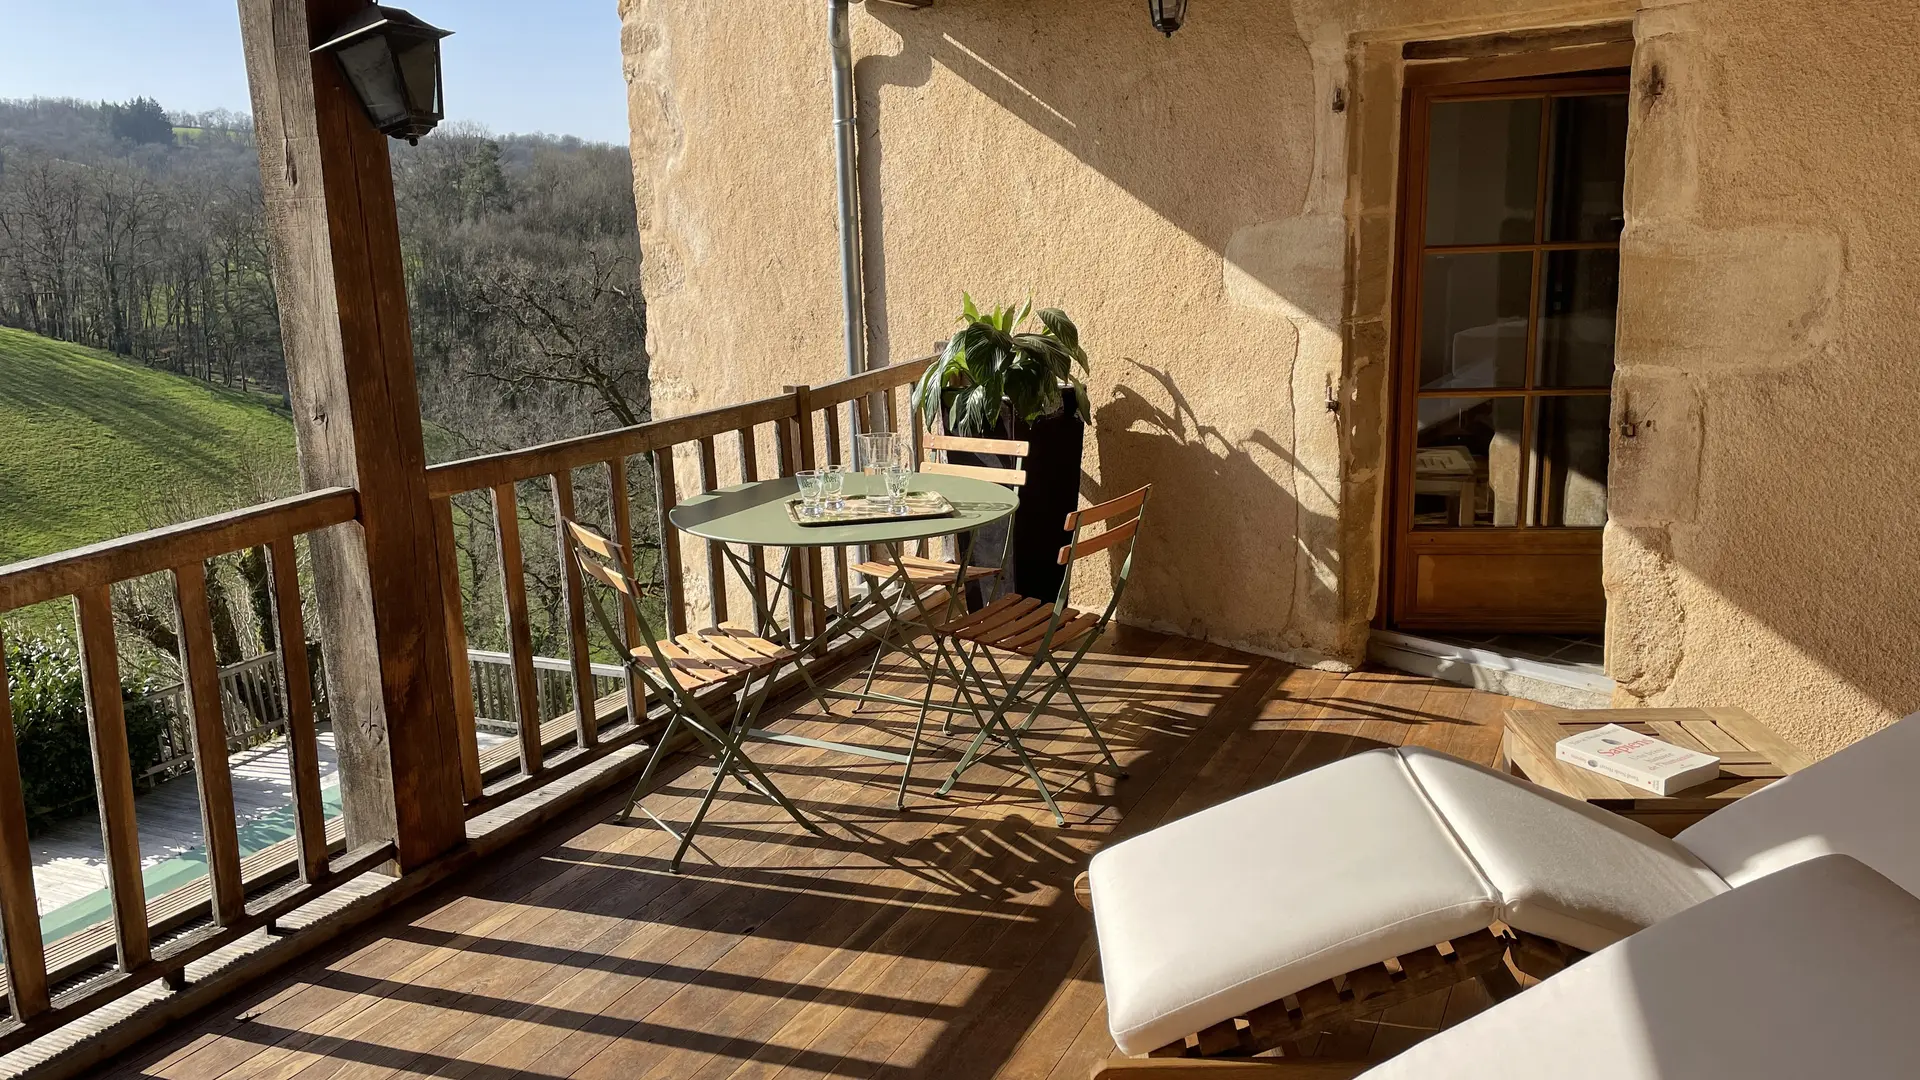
[{"left": 787, "top": 492, "right": 955, "bottom": 526}]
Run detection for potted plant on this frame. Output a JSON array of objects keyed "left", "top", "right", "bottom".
[{"left": 913, "top": 295, "right": 1091, "bottom": 601}]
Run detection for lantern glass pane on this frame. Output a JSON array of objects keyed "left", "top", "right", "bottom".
[
  {"left": 339, "top": 38, "right": 409, "bottom": 129},
  {"left": 396, "top": 36, "right": 442, "bottom": 117}
]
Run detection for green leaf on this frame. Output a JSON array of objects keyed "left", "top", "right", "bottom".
[
  {"left": 1038, "top": 308, "right": 1080, "bottom": 350},
  {"left": 961, "top": 292, "right": 980, "bottom": 322}
]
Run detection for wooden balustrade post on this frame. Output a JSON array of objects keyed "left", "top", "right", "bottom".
[
  {"left": 0, "top": 627, "right": 49, "bottom": 1019},
  {"left": 239, "top": 0, "right": 466, "bottom": 869}
]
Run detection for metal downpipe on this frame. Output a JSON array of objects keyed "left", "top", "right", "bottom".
[{"left": 829, "top": 0, "right": 875, "bottom": 432}]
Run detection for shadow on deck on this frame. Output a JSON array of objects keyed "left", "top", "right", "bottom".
[{"left": 105, "top": 626, "right": 1527, "bottom": 1080}]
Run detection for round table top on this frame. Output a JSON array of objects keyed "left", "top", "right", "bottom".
[{"left": 669, "top": 471, "right": 1017, "bottom": 548}]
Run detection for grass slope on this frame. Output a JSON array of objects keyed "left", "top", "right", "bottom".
[{"left": 0, "top": 326, "right": 296, "bottom": 567}]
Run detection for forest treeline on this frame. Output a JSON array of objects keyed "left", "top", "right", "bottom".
[
  {"left": 1, "top": 95, "right": 656, "bottom": 670},
  {"left": 0, "top": 96, "right": 649, "bottom": 459}
]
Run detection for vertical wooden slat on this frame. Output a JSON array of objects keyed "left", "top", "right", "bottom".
[
  {"left": 909, "top": 397, "right": 932, "bottom": 558},
  {"left": 854, "top": 394, "right": 874, "bottom": 437},
  {"left": 605, "top": 458, "right": 643, "bottom": 651},
  {"left": 550, "top": 470, "right": 599, "bottom": 749},
  {"left": 784, "top": 386, "right": 829, "bottom": 637},
  {"left": 73, "top": 585, "right": 150, "bottom": 969},
  {"left": 734, "top": 427, "right": 771, "bottom": 632},
  {"left": 172, "top": 561, "right": 246, "bottom": 927},
  {"left": 696, "top": 436, "right": 729, "bottom": 626},
  {"left": 605, "top": 457, "right": 646, "bottom": 729},
  {"left": 492, "top": 483, "right": 544, "bottom": 775},
  {"left": 652, "top": 448, "right": 688, "bottom": 637},
  {"left": 430, "top": 498, "right": 483, "bottom": 801},
  {"left": 266, "top": 537, "right": 328, "bottom": 883},
  {"left": 0, "top": 627, "right": 50, "bottom": 1019},
  {"left": 821, "top": 406, "right": 852, "bottom": 608}
]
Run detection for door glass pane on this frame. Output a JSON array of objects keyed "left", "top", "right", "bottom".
[
  {"left": 1419, "top": 252, "right": 1533, "bottom": 390},
  {"left": 1533, "top": 396, "right": 1611, "bottom": 526},
  {"left": 1544, "top": 94, "right": 1629, "bottom": 242},
  {"left": 1425, "top": 98, "right": 1543, "bottom": 246},
  {"left": 1413, "top": 397, "right": 1525, "bottom": 528},
  {"left": 1536, "top": 249, "right": 1619, "bottom": 387}
]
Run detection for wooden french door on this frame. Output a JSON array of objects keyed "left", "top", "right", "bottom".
[{"left": 1387, "top": 71, "right": 1629, "bottom": 632}]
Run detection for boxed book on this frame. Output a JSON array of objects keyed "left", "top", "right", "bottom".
[{"left": 1554, "top": 723, "right": 1721, "bottom": 796}]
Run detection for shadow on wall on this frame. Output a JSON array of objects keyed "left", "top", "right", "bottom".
[
  {"left": 854, "top": 0, "right": 1318, "bottom": 366},
  {"left": 1089, "top": 361, "right": 1339, "bottom": 651}
]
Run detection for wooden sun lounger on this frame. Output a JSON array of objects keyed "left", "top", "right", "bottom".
[{"left": 1074, "top": 873, "right": 1583, "bottom": 1063}]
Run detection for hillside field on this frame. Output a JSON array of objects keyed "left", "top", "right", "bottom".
[{"left": 0, "top": 326, "right": 296, "bottom": 570}]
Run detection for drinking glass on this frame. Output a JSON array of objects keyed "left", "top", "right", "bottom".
[
  {"left": 822, "top": 464, "right": 848, "bottom": 510},
  {"left": 795, "top": 469, "right": 824, "bottom": 516},
  {"left": 883, "top": 461, "right": 913, "bottom": 511}
]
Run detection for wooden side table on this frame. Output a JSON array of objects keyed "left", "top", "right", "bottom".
[{"left": 1498, "top": 707, "right": 1814, "bottom": 837}]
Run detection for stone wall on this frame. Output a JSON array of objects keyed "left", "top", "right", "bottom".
[
  {"left": 1605, "top": 0, "right": 1920, "bottom": 753},
  {"left": 620, "top": 0, "right": 1920, "bottom": 750}
]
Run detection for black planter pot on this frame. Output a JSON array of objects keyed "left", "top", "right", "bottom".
[{"left": 941, "top": 391, "right": 1085, "bottom": 604}]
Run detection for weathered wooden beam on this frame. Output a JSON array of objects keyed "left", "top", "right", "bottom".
[
  {"left": 238, "top": 0, "right": 466, "bottom": 869},
  {"left": 1402, "top": 21, "right": 1632, "bottom": 60}
]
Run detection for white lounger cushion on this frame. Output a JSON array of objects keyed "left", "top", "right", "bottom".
[
  {"left": 1404, "top": 748, "right": 1727, "bottom": 953},
  {"left": 1678, "top": 710, "right": 1920, "bottom": 892},
  {"left": 1090, "top": 750, "right": 1498, "bottom": 1056},
  {"left": 1093, "top": 747, "right": 1731, "bottom": 1054},
  {"left": 1360, "top": 854, "right": 1920, "bottom": 1079}
]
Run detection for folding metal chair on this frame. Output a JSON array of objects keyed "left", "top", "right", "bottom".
[
  {"left": 848, "top": 432, "right": 1030, "bottom": 710},
  {"left": 564, "top": 519, "right": 822, "bottom": 872},
  {"left": 927, "top": 485, "right": 1151, "bottom": 823}
]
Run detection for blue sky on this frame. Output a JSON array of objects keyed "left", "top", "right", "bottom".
[{"left": 0, "top": 1, "right": 631, "bottom": 144}]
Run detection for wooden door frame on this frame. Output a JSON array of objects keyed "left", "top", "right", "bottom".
[{"left": 1380, "top": 51, "right": 1632, "bottom": 634}]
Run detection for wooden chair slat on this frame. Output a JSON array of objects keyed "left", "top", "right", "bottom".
[
  {"left": 1059, "top": 516, "right": 1140, "bottom": 565},
  {"left": 172, "top": 560, "right": 246, "bottom": 926},
  {"left": 267, "top": 536, "right": 329, "bottom": 883},
  {"left": 922, "top": 432, "right": 1030, "bottom": 457},
  {"left": 1065, "top": 484, "right": 1149, "bottom": 529},
  {"left": 920, "top": 460, "right": 1028, "bottom": 486}
]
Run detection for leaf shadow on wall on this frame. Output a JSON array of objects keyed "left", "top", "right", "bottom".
[{"left": 1088, "top": 360, "right": 1339, "bottom": 649}]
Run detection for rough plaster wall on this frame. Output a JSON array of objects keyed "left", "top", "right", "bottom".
[
  {"left": 620, "top": 0, "right": 1626, "bottom": 666},
  {"left": 621, "top": 0, "right": 851, "bottom": 417},
  {"left": 1606, "top": 0, "right": 1920, "bottom": 755},
  {"left": 849, "top": 0, "right": 1339, "bottom": 664}
]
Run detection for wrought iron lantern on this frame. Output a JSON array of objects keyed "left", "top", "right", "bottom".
[
  {"left": 310, "top": 5, "right": 452, "bottom": 144},
  {"left": 1146, "top": 0, "right": 1188, "bottom": 36}
]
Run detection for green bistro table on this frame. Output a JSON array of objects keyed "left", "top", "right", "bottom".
[{"left": 668, "top": 469, "right": 1018, "bottom": 805}]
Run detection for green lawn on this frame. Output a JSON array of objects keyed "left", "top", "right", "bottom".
[{"left": 0, "top": 328, "right": 297, "bottom": 642}]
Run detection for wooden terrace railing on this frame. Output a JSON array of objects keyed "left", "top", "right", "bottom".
[
  {"left": 0, "top": 488, "right": 380, "bottom": 1051},
  {"left": 0, "top": 355, "right": 933, "bottom": 1058},
  {"left": 424, "top": 357, "right": 933, "bottom": 816}
]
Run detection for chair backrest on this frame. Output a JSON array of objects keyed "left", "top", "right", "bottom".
[
  {"left": 562, "top": 518, "right": 675, "bottom": 681},
  {"left": 1027, "top": 485, "right": 1151, "bottom": 655},
  {"left": 919, "top": 432, "right": 1030, "bottom": 488}
]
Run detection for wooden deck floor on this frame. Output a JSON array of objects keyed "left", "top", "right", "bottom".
[{"left": 106, "top": 626, "right": 1530, "bottom": 1080}]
